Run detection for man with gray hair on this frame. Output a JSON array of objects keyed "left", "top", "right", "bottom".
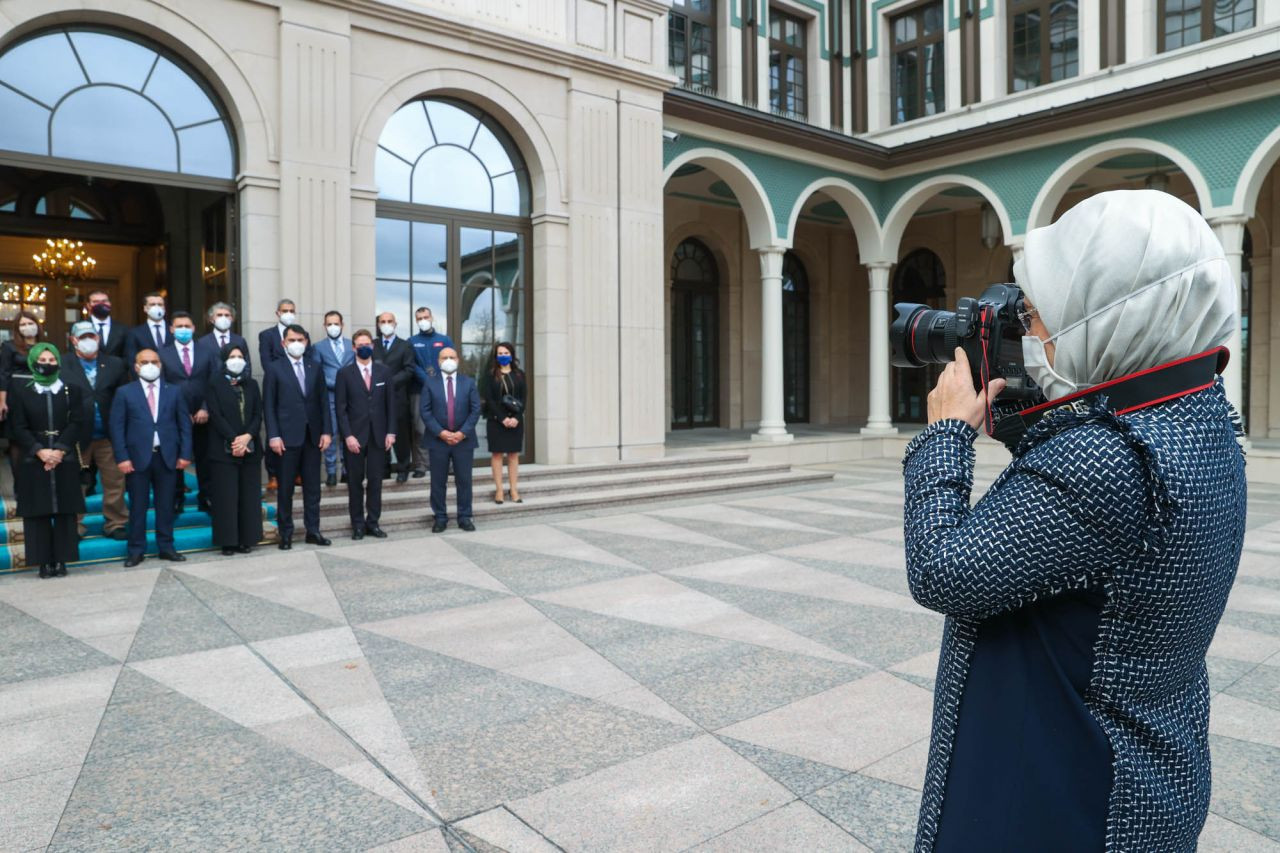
[{"left": 198, "top": 301, "right": 252, "bottom": 372}]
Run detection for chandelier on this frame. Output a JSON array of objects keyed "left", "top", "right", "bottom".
[{"left": 33, "top": 238, "right": 97, "bottom": 281}]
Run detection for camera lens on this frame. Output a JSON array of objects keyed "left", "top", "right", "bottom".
[{"left": 891, "top": 303, "right": 959, "bottom": 367}]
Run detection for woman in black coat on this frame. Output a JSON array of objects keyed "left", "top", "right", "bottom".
[
  {"left": 9, "top": 343, "right": 84, "bottom": 577},
  {"left": 1, "top": 310, "right": 47, "bottom": 482},
  {"left": 203, "top": 344, "right": 263, "bottom": 554},
  {"left": 482, "top": 341, "right": 526, "bottom": 504}
]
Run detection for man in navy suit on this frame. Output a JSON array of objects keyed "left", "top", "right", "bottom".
[
  {"left": 314, "top": 310, "right": 354, "bottom": 487},
  {"left": 198, "top": 302, "right": 251, "bottom": 372},
  {"left": 123, "top": 291, "right": 170, "bottom": 364},
  {"left": 159, "top": 311, "right": 215, "bottom": 514},
  {"left": 109, "top": 348, "right": 193, "bottom": 567},
  {"left": 263, "top": 324, "right": 331, "bottom": 549},
  {"left": 258, "top": 298, "right": 300, "bottom": 491},
  {"left": 335, "top": 329, "right": 395, "bottom": 539},
  {"left": 419, "top": 346, "right": 481, "bottom": 532}
]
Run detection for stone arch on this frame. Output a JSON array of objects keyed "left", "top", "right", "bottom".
[
  {"left": 880, "top": 175, "right": 1014, "bottom": 265},
  {"left": 352, "top": 67, "right": 564, "bottom": 217},
  {"left": 663, "top": 148, "right": 779, "bottom": 251},
  {"left": 1027, "top": 138, "right": 1214, "bottom": 231},
  {"left": 0, "top": 2, "right": 275, "bottom": 173},
  {"left": 783, "top": 178, "right": 883, "bottom": 261},
  {"left": 1233, "top": 124, "right": 1280, "bottom": 219}
]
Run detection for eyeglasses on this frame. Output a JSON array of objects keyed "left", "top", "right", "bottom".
[{"left": 1017, "top": 305, "right": 1039, "bottom": 333}]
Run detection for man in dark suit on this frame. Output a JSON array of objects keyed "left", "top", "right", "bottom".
[
  {"left": 123, "top": 291, "right": 170, "bottom": 364},
  {"left": 419, "top": 346, "right": 481, "bottom": 532},
  {"left": 263, "top": 324, "right": 331, "bottom": 549},
  {"left": 335, "top": 329, "right": 396, "bottom": 539},
  {"left": 85, "top": 289, "right": 128, "bottom": 360},
  {"left": 257, "top": 298, "right": 299, "bottom": 491},
  {"left": 159, "top": 311, "right": 216, "bottom": 514},
  {"left": 198, "top": 302, "right": 251, "bottom": 372},
  {"left": 62, "top": 321, "right": 128, "bottom": 540},
  {"left": 109, "top": 348, "right": 192, "bottom": 567},
  {"left": 314, "top": 310, "right": 354, "bottom": 487},
  {"left": 373, "top": 311, "right": 416, "bottom": 484}
]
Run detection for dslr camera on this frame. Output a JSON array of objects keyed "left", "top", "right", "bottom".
[{"left": 889, "top": 283, "right": 1041, "bottom": 402}]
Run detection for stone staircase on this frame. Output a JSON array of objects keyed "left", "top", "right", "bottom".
[{"left": 287, "top": 453, "right": 834, "bottom": 534}]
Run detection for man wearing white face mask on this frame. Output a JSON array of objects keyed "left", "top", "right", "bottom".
[
  {"left": 372, "top": 311, "right": 415, "bottom": 484},
  {"left": 123, "top": 291, "right": 169, "bottom": 364},
  {"left": 257, "top": 298, "right": 302, "bottom": 492},
  {"left": 314, "top": 310, "right": 353, "bottom": 487},
  {"left": 62, "top": 322, "right": 128, "bottom": 540},
  {"left": 419, "top": 346, "right": 481, "bottom": 532},
  {"left": 408, "top": 306, "right": 453, "bottom": 477},
  {"left": 198, "top": 302, "right": 251, "bottom": 373}
]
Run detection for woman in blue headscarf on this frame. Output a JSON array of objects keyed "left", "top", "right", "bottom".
[{"left": 903, "top": 190, "right": 1246, "bottom": 852}]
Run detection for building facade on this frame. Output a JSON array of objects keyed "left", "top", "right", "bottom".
[{"left": 0, "top": 0, "right": 1277, "bottom": 474}]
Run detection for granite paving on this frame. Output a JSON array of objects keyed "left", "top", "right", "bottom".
[{"left": 1, "top": 457, "right": 1277, "bottom": 851}]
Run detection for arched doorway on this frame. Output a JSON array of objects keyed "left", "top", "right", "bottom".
[
  {"left": 374, "top": 97, "right": 532, "bottom": 460},
  {"left": 893, "top": 248, "right": 946, "bottom": 423},
  {"left": 670, "top": 238, "right": 719, "bottom": 429},
  {"left": 0, "top": 27, "right": 238, "bottom": 340},
  {"left": 781, "top": 251, "right": 809, "bottom": 423}
]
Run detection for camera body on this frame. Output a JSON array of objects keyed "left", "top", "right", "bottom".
[{"left": 890, "top": 283, "right": 1041, "bottom": 402}]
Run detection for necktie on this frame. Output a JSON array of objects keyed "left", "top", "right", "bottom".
[
  {"left": 294, "top": 360, "right": 306, "bottom": 394},
  {"left": 97, "top": 322, "right": 105, "bottom": 338},
  {"left": 220, "top": 334, "right": 228, "bottom": 347},
  {"left": 363, "top": 365, "right": 371, "bottom": 391},
  {"left": 181, "top": 346, "right": 192, "bottom": 376},
  {"left": 153, "top": 324, "right": 164, "bottom": 347},
  {"left": 146, "top": 382, "right": 157, "bottom": 420},
  {"left": 446, "top": 376, "right": 455, "bottom": 431}
]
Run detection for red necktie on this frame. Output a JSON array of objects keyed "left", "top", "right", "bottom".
[
  {"left": 181, "top": 346, "right": 192, "bottom": 376},
  {"left": 446, "top": 376, "right": 455, "bottom": 431}
]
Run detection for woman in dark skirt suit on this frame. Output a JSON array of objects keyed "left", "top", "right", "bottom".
[
  {"left": 9, "top": 343, "right": 85, "bottom": 578},
  {"left": 203, "top": 343, "right": 263, "bottom": 554},
  {"left": 482, "top": 341, "right": 526, "bottom": 504}
]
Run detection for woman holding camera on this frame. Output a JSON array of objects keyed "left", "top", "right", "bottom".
[
  {"left": 903, "top": 191, "right": 1244, "bottom": 852},
  {"left": 204, "top": 343, "right": 263, "bottom": 554},
  {"left": 483, "top": 341, "right": 525, "bottom": 504}
]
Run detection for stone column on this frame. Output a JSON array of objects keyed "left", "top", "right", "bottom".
[
  {"left": 863, "top": 261, "right": 897, "bottom": 434},
  {"left": 753, "top": 247, "right": 792, "bottom": 442},
  {"left": 1210, "top": 216, "right": 1248, "bottom": 418}
]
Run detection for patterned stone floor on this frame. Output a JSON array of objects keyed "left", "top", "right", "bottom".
[{"left": 2, "top": 459, "right": 1278, "bottom": 852}]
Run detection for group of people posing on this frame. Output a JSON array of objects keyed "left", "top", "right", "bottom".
[{"left": 0, "top": 292, "right": 528, "bottom": 578}]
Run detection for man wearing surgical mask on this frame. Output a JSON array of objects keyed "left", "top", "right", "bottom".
[
  {"left": 159, "top": 311, "right": 216, "bottom": 514},
  {"left": 257, "top": 298, "right": 301, "bottom": 491},
  {"left": 123, "top": 291, "right": 169, "bottom": 363},
  {"left": 408, "top": 306, "right": 453, "bottom": 478},
  {"left": 315, "top": 310, "right": 354, "bottom": 487},
  {"left": 419, "top": 346, "right": 481, "bottom": 532},
  {"left": 372, "top": 311, "right": 415, "bottom": 484},
  {"left": 61, "top": 322, "right": 128, "bottom": 540},
  {"left": 198, "top": 302, "right": 251, "bottom": 373}
]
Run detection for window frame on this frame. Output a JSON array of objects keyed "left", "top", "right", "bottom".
[
  {"left": 889, "top": 0, "right": 946, "bottom": 126},
  {"left": 767, "top": 6, "right": 809, "bottom": 120},
  {"left": 1157, "top": 0, "right": 1256, "bottom": 52},
  {"left": 668, "top": 0, "right": 718, "bottom": 94},
  {"left": 1007, "top": 0, "right": 1081, "bottom": 94}
]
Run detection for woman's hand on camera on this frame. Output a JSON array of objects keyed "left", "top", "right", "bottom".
[{"left": 927, "top": 348, "right": 1007, "bottom": 430}]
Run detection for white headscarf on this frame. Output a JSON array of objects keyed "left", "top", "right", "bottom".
[{"left": 1012, "top": 189, "right": 1236, "bottom": 400}]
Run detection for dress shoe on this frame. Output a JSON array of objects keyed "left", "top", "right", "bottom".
[
  {"left": 458, "top": 518, "right": 476, "bottom": 532},
  {"left": 431, "top": 520, "right": 447, "bottom": 533},
  {"left": 108, "top": 528, "right": 129, "bottom": 541},
  {"left": 339, "top": 472, "right": 348, "bottom": 484},
  {"left": 235, "top": 545, "right": 253, "bottom": 554},
  {"left": 412, "top": 468, "right": 426, "bottom": 479},
  {"left": 305, "top": 533, "right": 332, "bottom": 547},
  {"left": 38, "top": 564, "right": 51, "bottom": 579},
  {"left": 278, "top": 539, "right": 292, "bottom": 550},
  {"left": 396, "top": 470, "right": 409, "bottom": 484},
  {"left": 266, "top": 476, "right": 279, "bottom": 492},
  {"left": 326, "top": 473, "right": 337, "bottom": 487},
  {"left": 123, "top": 554, "right": 145, "bottom": 567},
  {"left": 54, "top": 563, "right": 67, "bottom": 577},
  {"left": 351, "top": 528, "right": 365, "bottom": 541},
  {"left": 222, "top": 546, "right": 237, "bottom": 556},
  {"left": 158, "top": 551, "right": 186, "bottom": 562},
  {"left": 366, "top": 525, "right": 388, "bottom": 539}
]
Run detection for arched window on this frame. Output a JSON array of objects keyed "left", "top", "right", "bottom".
[
  {"left": 781, "top": 251, "right": 810, "bottom": 423},
  {"left": 670, "top": 238, "right": 719, "bottom": 429},
  {"left": 893, "top": 249, "right": 946, "bottom": 422},
  {"left": 0, "top": 28, "right": 235, "bottom": 178}
]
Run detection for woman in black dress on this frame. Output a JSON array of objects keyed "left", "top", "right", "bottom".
[
  {"left": 1, "top": 311, "right": 47, "bottom": 480},
  {"left": 203, "top": 344, "right": 263, "bottom": 554},
  {"left": 482, "top": 341, "right": 526, "bottom": 504},
  {"left": 9, "top": 343, "right": 84, "bottom": 578}
]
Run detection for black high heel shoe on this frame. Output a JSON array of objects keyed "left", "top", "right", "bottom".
[
  {"left": 54, "top": 563, "right": 67, "bottom": 577},
  {"left": 38, "top": 564, "right": 51, "bottom": 579},
  {"left": 222, "top": 547, "right": 237, "bottom": 556}
]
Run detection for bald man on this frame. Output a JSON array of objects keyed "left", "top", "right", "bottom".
[{"left": 417, "top": 346, "right": 481, "bottom": 532}]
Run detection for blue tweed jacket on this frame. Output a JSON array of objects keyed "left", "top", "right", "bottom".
[{"left": 902, "top": 380, "right": 1246, "bottom": 852}]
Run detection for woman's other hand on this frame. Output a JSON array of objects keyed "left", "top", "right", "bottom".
[{"left": 927, "top": 348, "right": 1007, "bottom": 430}]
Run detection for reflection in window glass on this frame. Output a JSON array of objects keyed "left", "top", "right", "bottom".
[
  {"left": 892, "top": 2, "right": 945, "bottom": 124},
  {"left": 0, "top": 28, "right": 235, "bottom": 178},
  {"left": 412, "top": 222, "right": 448, "bottom": 282},
  {"left": 1010, "top": 1, "right": 1078, "bottom": 92},
  {"left": 1161, "top": 0, "right": 1253, "bottom": 49},
  {"left": 375, "top": 218, "right": 411, "bottom": 280}
]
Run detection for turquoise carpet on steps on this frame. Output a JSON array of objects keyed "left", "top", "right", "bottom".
[{"left": 0, "top": 472, "right": 277, "bottom": 573}]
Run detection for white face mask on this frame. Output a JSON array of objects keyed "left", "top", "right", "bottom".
[
  {"left": 279, "top": 311, "right": 297, "bottom": 326},
  {"left": 417, "top": 319, "right": 433, "bottom": 333},
  {"left": 138, "top": 363, "right": 161, "bottom": 382},
  {"left": 1021, "top": 335, "right": 1078, "bottom": 402},
  {"left": 225, "top": 356, "right": 247, "bottom": 375},
  {"left": 213, "top": 315, "right": 232, "bottom": 332},
  {"left": 379, "top": 323, "right": 396, "bottom": 338},
  {"left": 326, "top": 324, "right": 342, "bottom": 339},
  {"left": 76, "top": 337, "right": 99, "bottom": 356},
  {"left": 285, "top": 341, "right": 307, "bottom": 359},
  {"left": 146, "top": 305, "right": 165, "bottom": 321},
  {"left": 439, "top": 358, "right": 458, "bottom": 375},
  {"left": 18, "top": 323, "right": 37, "bottom": 338}
]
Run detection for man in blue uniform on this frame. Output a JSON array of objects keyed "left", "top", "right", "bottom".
[{"left": 408, "top": 305, "right": 453, "bottom": 477}]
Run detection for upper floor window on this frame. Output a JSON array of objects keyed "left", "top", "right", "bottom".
[
  {"left": 669, "top": 0, "right": 716, "bottom": 93},
  {"left": 1160, "top": 0, "right": 1255, "bottom": 51},
  {"left": 891, "top": 2, "right": 945, "bottom": 124},
  {"left": 768, "top": 8, "right": 807, "bottom": 119},
  {"left": 1009, "top": 1, "right": 1079, "bottom": 92}
]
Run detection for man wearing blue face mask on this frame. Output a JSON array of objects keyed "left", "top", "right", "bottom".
[{"left": 160, "top": 311, "right": 216, "bottom": 515}]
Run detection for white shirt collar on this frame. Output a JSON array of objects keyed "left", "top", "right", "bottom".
[
  {"left": 289, "top": 355, "right": 306, "bottom": 367},
  {"left": 35, "top": 379, "right": 63, "bottom": 395}
]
